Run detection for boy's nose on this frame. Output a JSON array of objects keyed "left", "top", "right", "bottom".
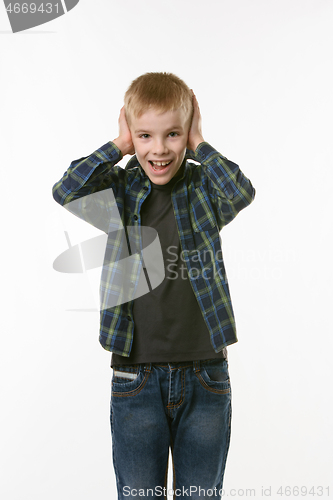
[{"left": 152, "top": 139, "right": 168, "bottom": 155}]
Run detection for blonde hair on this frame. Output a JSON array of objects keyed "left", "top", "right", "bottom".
[{"left": 124, "top": 72, "right": 193, "bottom": 124}]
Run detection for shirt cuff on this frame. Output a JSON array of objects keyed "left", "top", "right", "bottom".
[
  {"left": 97, "top": 141, "right": 123, "bottom": 163},
  {"left": 194, "top": 142, "right": 222, "bottom": 162},
  {"left": 186, "top": 142, "right": 222, "bottom": 163}
]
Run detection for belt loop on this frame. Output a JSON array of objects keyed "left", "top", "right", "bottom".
[
  {"left": 144, "top": 362, "right": 152, "bottom": 373},
  {"left": 193, "top": 360, "right": 200, "bottom": 373}
]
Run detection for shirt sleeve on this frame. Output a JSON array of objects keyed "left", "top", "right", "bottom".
[
  {"left": 52, "top": 141, "right": 124, "bottom": 233},
  {"left": 186, "top": 143, "right": 256, "bottom": 229}
]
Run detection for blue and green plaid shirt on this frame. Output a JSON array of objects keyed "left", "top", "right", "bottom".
[{"left": 52, "top": 141, "right": 255, "bottom": 357}]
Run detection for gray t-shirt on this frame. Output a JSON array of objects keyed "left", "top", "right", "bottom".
[{"left": 111, "top": 174, "right": 227, "bottom": 366}]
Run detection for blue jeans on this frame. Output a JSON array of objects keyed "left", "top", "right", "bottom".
[{"left": 110, "top": 359, "right": 232, "bottom": 499}]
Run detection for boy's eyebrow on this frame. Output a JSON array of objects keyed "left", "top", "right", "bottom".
[{"left": 134, "top": 125, "right": 184, "bottom": 134}]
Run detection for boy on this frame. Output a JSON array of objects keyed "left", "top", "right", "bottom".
[{"left": 52, "top": 72, "right": 255, "bottom": 499}]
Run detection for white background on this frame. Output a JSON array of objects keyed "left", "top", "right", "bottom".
[{"left": 1, "top": 0, "right": 332, "bottom": 499}]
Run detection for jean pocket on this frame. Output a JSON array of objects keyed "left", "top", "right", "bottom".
[
  {"left": 196, "top": 359, "right": 231, "bottom": 394},
  {"left": 113, "top": 368, "right": 140, "bottom": 383},
  {"left": 112, "top": 366, "right": 149, "bottom": 397}
]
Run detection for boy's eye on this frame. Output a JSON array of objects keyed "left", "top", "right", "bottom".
[
  {"left": 140, "top": 134, "right": 150, "bottom": 139},
  {"left": 169, "top": 132, "right": 178, "bottom": 137}
]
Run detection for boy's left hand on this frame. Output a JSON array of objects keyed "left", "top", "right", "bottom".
[{"left": 187, "top": 91, "right": 205, "bottom": 152}]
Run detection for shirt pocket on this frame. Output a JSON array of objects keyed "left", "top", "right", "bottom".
[{"left": 189, "top": 186, "right": 217, "bottom": 233}]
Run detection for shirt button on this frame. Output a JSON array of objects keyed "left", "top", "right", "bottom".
[
  {"left": 143, "top": 186, "right": 148, "bottom": 191},
  {"left": 133, "top": 215, "right": 138, "bottom": 221},
  {"left": 127, "top": 315, "right": 131, "bottom": 321}
]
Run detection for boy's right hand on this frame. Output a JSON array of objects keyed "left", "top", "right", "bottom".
[{"left": 113, "top": 107, "right": 135, "bottom": 156}]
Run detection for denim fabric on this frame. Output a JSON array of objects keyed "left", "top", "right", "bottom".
[{"left": 110, "top": 359, "right": 232, "bottom": 499}]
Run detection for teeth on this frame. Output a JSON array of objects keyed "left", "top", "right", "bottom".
[
  {"left": 151, "top": 161, "right": 171, "bottom": 167},
  {"left": 151, "top": 161, "right": 171, "bottom": 172}
]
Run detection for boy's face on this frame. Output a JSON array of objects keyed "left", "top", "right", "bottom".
[{"left": 129, "top": 107, "right": 190, "bottom": 185}]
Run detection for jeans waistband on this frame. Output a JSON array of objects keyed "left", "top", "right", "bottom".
[
  {"left": 112, "top": 358, "right": 226, "bottom": 373},
  {"left": 143, "top": 359, "right": 225, "bottom": 373}
]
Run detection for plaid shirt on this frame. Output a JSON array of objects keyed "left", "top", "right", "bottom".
[{"left": 52, "top": 141, "right": 255, "bottom": 357}]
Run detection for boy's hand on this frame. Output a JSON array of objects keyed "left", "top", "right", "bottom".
[
  {"left": 187, "top": 91, "right": 205, "bottom": 152},
  {"left": 113, "top": 107, "right": 135, "bottom": 156}
]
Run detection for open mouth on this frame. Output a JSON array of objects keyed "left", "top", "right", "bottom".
[{"left": 148, "top": 160, "right": 172, "bottom": 173}]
